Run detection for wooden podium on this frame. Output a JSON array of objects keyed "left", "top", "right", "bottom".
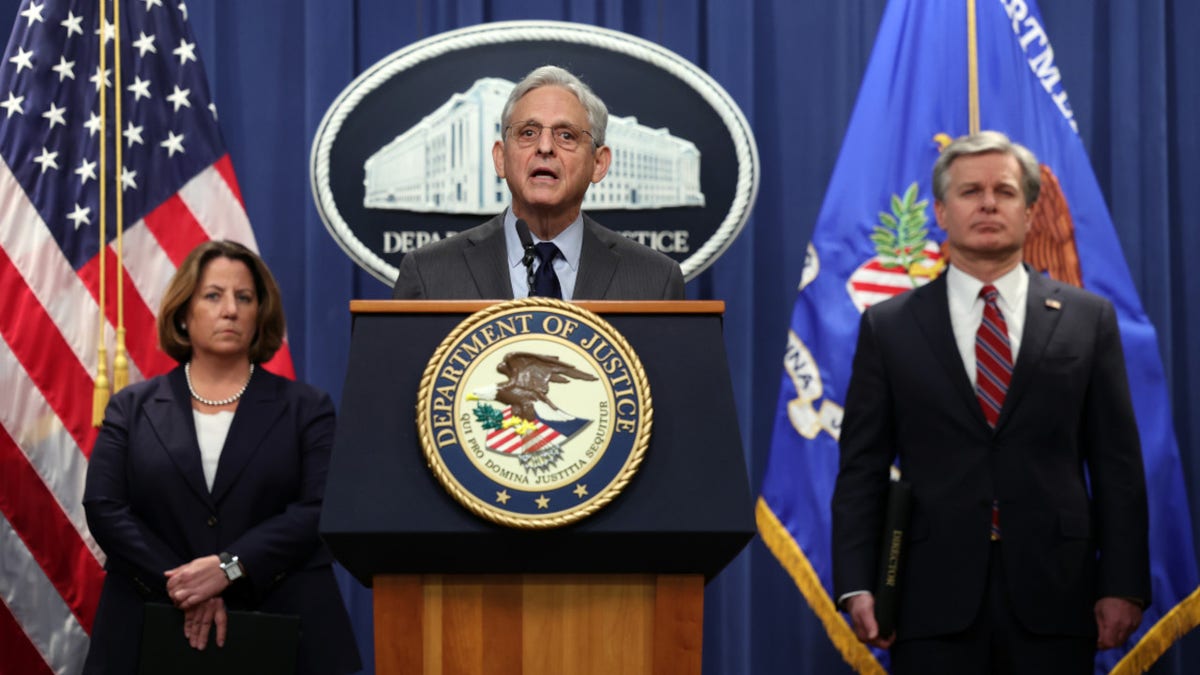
[
  {"left": 321, "top": 301, "right": 754, "bottom": 675},
  {"left": 373, "top": 574, "right": 702, "bottom": 675}
]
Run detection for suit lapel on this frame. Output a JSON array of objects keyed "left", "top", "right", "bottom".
[
  {"left": 910, "top": 275, "right": 991, "bottom": 428},
  {"left": 996, "top": 268, "right": 1063, "bottom": 429},
  {"left": 209, "top": 369, "right": 287, "bottom": 504},
  {"left": 462, "top": 215, "right": 515, "bottom": 299},
  {"left": 573, "top": 216, "right": 618, "bottom": 299},
  {"left": 145, "top": 368, "right": 214, "bottom": 507}
]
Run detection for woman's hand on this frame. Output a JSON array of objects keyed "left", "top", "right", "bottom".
[
  {"left": 182, "top": 596, "right": 228, "bottom": 650},
  {"left": 165, "top": 555, "right": 230, "bottom": 610}
]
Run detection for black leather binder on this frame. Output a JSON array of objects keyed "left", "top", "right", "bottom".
[
  {"left": 873, "top": 478, "right": 912, "bottom": 637},
  {"left": 137, "top": 602, "right": 299, "bottom": 675}
]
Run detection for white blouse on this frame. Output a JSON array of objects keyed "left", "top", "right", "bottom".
[{"left": 193, "top": 409, "right": 235, "bottom": 491}]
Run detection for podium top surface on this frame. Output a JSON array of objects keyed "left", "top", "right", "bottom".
[{"left": 350, "top": 300, "right": 725, "bottom": 315}]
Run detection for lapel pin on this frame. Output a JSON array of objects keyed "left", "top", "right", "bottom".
[{"left": 1045, "top": 298, "right": 1062, "bottom": 310}]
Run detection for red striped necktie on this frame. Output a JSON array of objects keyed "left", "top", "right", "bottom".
[
  {"left": 975, "top": 285, "right": 1013, "bottom": 428},
  {"left": 976, "top": 284, "right": 1013, "bottom": 540}
]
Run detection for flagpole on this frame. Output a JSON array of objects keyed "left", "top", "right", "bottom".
[
  {"left": 967, "top": 0, "right": 980, "bottom": 134},
  {"left": 112, "top": 0, "right": 129, "bottom": 391},
  {"left": 92, "top": 0, "right": 110, "bottom": 426}
]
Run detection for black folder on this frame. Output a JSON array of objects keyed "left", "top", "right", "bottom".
[
  {"left": 138, "top": 602, "right": 299, "bottom": 675},
  {"left": 873, "top": 478, "right": 912, "bottom": 637}
]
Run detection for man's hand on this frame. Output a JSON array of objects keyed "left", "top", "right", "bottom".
[
  {"left": 165, "top": 555, "right": 230, "bottom": 610},
  {"left": 182, "top": 596, "right": 228, "bottom": 650},
  {"left": 845, "top": 593, "right": 896, "bottom": 649},
  {"left": 1095, "top": 597, "right": 1143, "bottom": 650}
]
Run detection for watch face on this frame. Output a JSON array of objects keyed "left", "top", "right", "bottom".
[{"left": 221, "top": 557, "right": 242, "bottom": 581}]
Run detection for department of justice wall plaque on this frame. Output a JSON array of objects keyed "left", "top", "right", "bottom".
[
  {"left": 416, "top": 298, "right": 652, "bottom": 528},
  {"left": 311, "top": 20, "right": 759, "bottom": 285}
]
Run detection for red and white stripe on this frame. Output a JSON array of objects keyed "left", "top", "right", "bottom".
[
  {"left": 486, "top": 408, "right": 563, "bottom": 455},
  {"left": 0, "top": 156, "right": 293, "bottom": 673},
  {"left": 845, "top": 244, "right": 943, "bottom": 311}
]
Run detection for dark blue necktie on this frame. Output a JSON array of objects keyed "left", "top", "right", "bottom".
[{"left": 531, "top": 242, "right": 562, "bottom": 299}]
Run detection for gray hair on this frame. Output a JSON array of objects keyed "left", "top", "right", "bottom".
[
  {"left": 500, "top": 65, "right": 609, "bottom": 147},
  {"left": 932, "top": 130, "right": 1041, "bottom": 206}
]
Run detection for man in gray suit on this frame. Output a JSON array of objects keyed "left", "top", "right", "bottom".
[{"left": 392, "top": 65, "right": 685, "bottom": 300}]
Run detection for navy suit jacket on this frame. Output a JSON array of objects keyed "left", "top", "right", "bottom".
[
  {"left": 391, "top": 212, "right": 685, "bottom": 300},
  {"left": 83, "top": 366, "right": 360, "bottom": 674},
  {"left": 831, "top": 268, "right": 1150, "bottom": 640}
]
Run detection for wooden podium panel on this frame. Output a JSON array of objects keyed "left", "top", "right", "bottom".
[{"left": 374, "top": 574, "right": 703, "bottom": 675}]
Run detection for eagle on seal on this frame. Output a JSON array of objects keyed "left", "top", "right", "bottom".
[{"left": 472, "top": 351, "right": 598, "bottom": 422}]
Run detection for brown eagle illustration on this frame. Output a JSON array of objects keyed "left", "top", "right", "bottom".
[
  {"left": 1023, "top": 164, "right": 1083, "bottom": 287},
  {"left": 472, "top": 351, "right": 598, "bottom": 421}
]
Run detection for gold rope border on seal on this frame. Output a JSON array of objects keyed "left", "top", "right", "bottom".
[{"left": 415, "top": 297, "right": 654, "bottom": 529}]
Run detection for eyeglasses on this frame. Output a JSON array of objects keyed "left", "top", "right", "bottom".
[{"left": 504, "top": 121, "right": 597, "bottom": 151}]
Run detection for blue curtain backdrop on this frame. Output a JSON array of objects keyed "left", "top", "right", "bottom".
[{"left": 7, "top": 1, "right": 1194, "bottom": 673}]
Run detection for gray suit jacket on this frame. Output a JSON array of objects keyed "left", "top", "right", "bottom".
[{"left": 391, "top": 213, "right": 685, "bottom": 300}]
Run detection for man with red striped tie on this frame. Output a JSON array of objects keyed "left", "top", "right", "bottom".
[{"left": 831, "top": 131, "right": 1150, "bottom": 674}]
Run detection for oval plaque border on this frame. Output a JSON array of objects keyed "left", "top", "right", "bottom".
[{"left": 310, "top": 20, "right": 760, "bottom": 284}]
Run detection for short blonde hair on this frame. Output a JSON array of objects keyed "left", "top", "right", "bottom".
[{"left": 158, "top": 240, "right": 286, "bottom": 363}]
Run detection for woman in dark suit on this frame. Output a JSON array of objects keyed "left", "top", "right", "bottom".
[{"left": 83, "top": 240, "right": 361, "bottom": 674}]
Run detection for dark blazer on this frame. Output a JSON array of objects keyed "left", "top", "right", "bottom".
[
  {"left": 831, "top": 267, "right": 1150, "bottom": 641},
  {"left": 83, "top": 366, "right": 361, "bottom": 675},
  {"left": 391, "top": 212, "right": 685, "bottom": 300}
]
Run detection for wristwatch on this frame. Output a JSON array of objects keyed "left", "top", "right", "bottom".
[{"left": 218, "top": 552, "right": 245, "bottom": 582}]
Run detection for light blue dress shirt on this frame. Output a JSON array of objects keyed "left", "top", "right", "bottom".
[{"left": 503, "top": 208, "right": 584, "bottom": 300}]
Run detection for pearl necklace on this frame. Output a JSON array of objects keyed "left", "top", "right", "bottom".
[{"left": 185, "top": 362, "right": 254, "bottom": 406}]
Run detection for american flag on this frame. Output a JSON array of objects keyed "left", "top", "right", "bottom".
[{"left": 0, "top": 1, "right": 292, "bottom": 672}]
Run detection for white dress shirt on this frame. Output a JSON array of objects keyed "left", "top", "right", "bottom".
[{"left": 945, "top": 263, "right": 1028, "bottom": 380}]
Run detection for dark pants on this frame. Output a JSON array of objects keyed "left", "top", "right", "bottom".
[{"left": 891, "top": 542, "right": 1094, "bottom": 675}]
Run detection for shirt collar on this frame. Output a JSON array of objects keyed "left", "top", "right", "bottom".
[
  {"left": 504, "top": 209, "right": 584, "bottom": 272},
  {"left": 946, "top": 262, "right": 1028, "bottom": 311}
]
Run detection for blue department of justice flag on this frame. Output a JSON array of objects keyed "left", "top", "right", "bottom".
[{"left": 756, "top": 1, "right": 1200, "bottom": 673}]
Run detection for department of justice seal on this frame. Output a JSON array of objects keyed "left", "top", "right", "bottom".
[{"left": 416, "top": 298, "right": 652, "bottom": 528}]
